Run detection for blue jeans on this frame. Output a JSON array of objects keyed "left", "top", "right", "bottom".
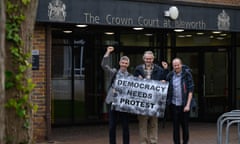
[{"left": 109, "top": 108, "right": 129, "bottom": 144}]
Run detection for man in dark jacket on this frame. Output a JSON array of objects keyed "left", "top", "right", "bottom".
[
  {"left": 166, "top": 58, "right": 194, "bottom": 144},
  {"left": 134, "top": 51, "right": 168, "bottom": 144}
]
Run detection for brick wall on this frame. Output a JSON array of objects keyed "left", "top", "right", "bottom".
[{"left": 32, "top": 25, "right": 47, "bottom": 141}]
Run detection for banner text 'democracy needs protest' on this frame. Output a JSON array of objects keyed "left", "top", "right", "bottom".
[{"left": 111, "top": 75, "right": 169, "bottom": 118}]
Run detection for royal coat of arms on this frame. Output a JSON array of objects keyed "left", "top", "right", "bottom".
[
  {"left": 217, "top": 10, "right": 230, "bottom": 31},
  {"left": 48, "top": 0, "right": 67, "bottom": 21}
]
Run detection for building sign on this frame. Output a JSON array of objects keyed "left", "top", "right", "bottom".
[
  {"left": 32, "top": 50, "right": 39, "bottom": 70},
  {"left": 109, "top": 75, "right": 169, "bottom": 118},
  {"left": 37, "top": 0, "right": 240, "bottom": 32}
]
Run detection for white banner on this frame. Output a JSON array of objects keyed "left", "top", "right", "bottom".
[{"left": 111, "top": 75, "right": 169, "bottom": 118}]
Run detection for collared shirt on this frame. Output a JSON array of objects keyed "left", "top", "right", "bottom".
[
  {"left": 172, "top": 71, "right": 182, "bottom": 106},
  {"left": 143, "top": 64, "right": 153, "bottom": 79},
  {"left": 117, "top": 70, "right": 129, "bottom": 77}
]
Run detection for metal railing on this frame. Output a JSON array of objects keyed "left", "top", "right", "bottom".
[{"left": 217, "top": 110, "right": 240, "bottom": 144}]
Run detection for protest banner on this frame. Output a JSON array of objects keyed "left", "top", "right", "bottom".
[{"left": 110, "top": 75, "right": 169, "bottom": 118}]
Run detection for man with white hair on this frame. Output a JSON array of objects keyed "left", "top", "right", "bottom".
[{"left": 134, "top": 50, "right": 168, "bottom": 144}]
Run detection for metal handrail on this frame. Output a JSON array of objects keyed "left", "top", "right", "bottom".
[
  {"left": 217, "top": 110, "right": 240, "bottom": 144},
  {"left": 225, "top": 119, "right": 240, "bottom": 144}
]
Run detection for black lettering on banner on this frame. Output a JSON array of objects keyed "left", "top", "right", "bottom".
[
  {"left": 148, "top": 93, "right": 152, "bottom": 99},
  {"left": 149, "top": 85, "right": 155, "bottom": 91},
  {"left": 117, "top": 79, "right": 163, "bottom": 92},
  {"left": 127, "top": 81, "right": 134, "bottom": 87},
  {"left": 125, "top": 98, "right": 130, "bottom": 105},
  {"left": 120, "top": 98, "right": 155, "bottom": 109},
  {"left": 145, "top": 84, "right": 150, "bottom": 90},
  {"left": 140, "top": 83, "right": 144, "bottom": 88},
  {"left": 127, "top": 89, "right": 152, "bottom": 99},
  {"left": 161, "top": 87, "right": 166, "bottom": 93},
  {"left": 140, "top": 101, "right": 145, "bottom": 108},
  {"left": 134, "top": 82, "right": 139, "bottom": 88},
  {"left": 117, "top": 79, "right": 122, "bottom": 85},
  {"left": 123, "top": 80, "right": 127, "bottom": 86},
  {"left": 113, "top": 76, "right": 169, "bottom": 117},
  {"left": 127, "top": 89, "right": 132, "bottom": 96}
]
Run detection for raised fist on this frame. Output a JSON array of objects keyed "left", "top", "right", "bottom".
[
  {"left": 107, "top": 46, "right": 114, "bottom": 53},
  {"left": 161, "top": 61, "right": 168, "bottom": 69}
]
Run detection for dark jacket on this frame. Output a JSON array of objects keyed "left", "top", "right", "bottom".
[
  {"left": 166, "top": 65, "right": 194, "bottom": 107},
  {"left": 133, "top": 64, "right": 168, "bottom": 80}
]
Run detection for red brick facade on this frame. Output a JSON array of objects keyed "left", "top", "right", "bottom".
[{"left": 32, "top": 25, "right": 47, "bottom": 141}]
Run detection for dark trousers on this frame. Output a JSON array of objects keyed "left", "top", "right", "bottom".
[
  {"left": 109, "top": 108, "right": 129, "bottom": 144},
  {"left": 171, "top": 104, "right": 190, "bottom": 144}
]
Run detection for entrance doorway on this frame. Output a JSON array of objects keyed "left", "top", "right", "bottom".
[
  {"left": 176, "top": 47, "right": 228, "bottom": 121},
  {"left": 50, "top": 25, "right": 233, "bottom": 124},
  {"left": 51, "top": 30, "right": 101, "bottom": 125},
  {"left": 50, "top": 25, "right": 167, "bottom": 125}
]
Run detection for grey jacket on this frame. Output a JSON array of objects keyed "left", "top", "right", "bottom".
[
  {"left": 101, "top": 55, "right": 117, "bottom": 84},
  {"left": 101, "top": 55, "right": 118, "bottom": 104}
]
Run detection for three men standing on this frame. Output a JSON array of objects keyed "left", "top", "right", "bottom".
[{"left": 102, "top": 47, "right": 194, "bottom": 144}]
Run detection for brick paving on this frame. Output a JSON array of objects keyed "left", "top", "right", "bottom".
[{"left": 38, "top": 122, "right": 239, "bottom": 144}]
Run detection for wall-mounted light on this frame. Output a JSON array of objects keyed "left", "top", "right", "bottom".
[{"left": 164, "top": 6, "right": 179, "bottom": 20}]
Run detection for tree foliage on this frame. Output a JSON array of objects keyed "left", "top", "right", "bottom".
[{"left": 4, "top": 0, "right": 38, "bottom": 143}]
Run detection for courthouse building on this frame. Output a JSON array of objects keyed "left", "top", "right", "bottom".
[{"left": 33, "top": 0, "right": 240, "bottom": 140}]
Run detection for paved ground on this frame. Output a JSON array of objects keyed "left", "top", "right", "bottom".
[{"left": 38, "top": 122, "right": 239, "bottom": 144}]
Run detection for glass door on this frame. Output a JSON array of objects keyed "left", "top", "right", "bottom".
[
  {"left": 203, "top": 51, "right": 228, "bottom": 121},
  {"left": 73, "top": 40, "right": 86, "bottom": 123},
  {"left": 175, "top": 52, "right": 199, "bottom": 118},
  {"left": 176, "top": 49, "right": 228, "bottom": 121},
  {"left": 51, "top": 38, "right": 86, "bottom": 125},
  {"left": 51, "top": 39, "right": 73, "bottom": 124}
]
